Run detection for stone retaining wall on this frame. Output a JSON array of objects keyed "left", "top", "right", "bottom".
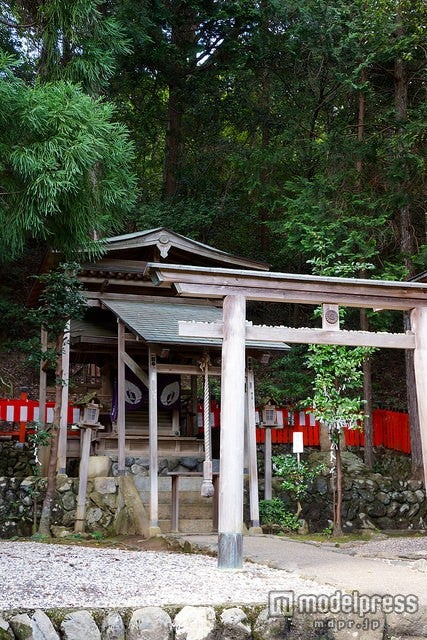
[
  {"left": 0, "top": 441, "right": 35, "bottom": 477},
  {"left": 273, "top": 451, "right": 426, "bottom": 533},
  {"left": 0, "top": 445, "right": 425, "bottom": 537},
  {"left": 0, "top": 604, "right": 422, "bottom": 640}
]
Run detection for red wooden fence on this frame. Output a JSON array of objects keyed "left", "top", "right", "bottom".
[
  {"left": 0, "top": 394, "right": 80, "bottom": 442},
  {"left": 197, "top": 402, "right": 411, "bottom": 454},
  {"left": 253, "top": 407, "right": 411, "bottom": 454},
  {"left": 0, "top": 395, "right": 412, "bottom": 454}
]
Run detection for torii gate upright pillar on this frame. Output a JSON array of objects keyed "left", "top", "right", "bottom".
[
  {"left": 218, "top": 295, "right": 246, "bottom": 568},
  {"left": 411, "top": 307, "right": 427, "bottom": 486}
]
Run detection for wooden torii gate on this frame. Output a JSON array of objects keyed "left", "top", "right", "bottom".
[{"left": 146, "top": 264, "right": 427, "bottom": 569}]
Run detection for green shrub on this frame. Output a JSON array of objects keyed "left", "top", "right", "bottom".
[{"left": 259, "top": 498, "right": 300, "bottom": 533}]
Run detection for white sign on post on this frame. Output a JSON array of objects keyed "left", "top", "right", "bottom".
[{"left": 293, "top": 431, "right": 304, "bottom": 453}]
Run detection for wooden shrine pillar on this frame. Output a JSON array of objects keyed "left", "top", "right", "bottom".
[
  {"left": 117, "top": 321, "right": 126, "bottom": 474},
  {"left": 411, "top": 307, "right": 427, "bottom": 486},
  {"left": 218, "top": 295, "right": 246, "bottom": 569},
  {"left": 57, "top": 320, "right": 70, "bottom": 474},
  {"left": 246, "top": 358, "right": 261, "bottom": 533},
  {"left": 148, "top": 348, "right": 161, "bottom": 536}
]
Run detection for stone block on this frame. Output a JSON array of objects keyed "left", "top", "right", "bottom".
[
  {"left": 88, "top": 456, "right": 112, "bottom": 478},
  {"left": 31, "top": 609, "right": 60, "bottom": 640},
  {"left": 93, "top": 477, "right": 117, "bottom": 494},
  {"left": 9, "top": 613, "right": 33, "bottom": 640},
  {"left": 253, "top": 608, "right": 288, "bottom": 640},
  {"left": 220, "top": 607, "right": 251, "bottom": 639},
  {"left": 385, "top": 607, "right": 427, "bottom": 638},
  {"left": 174, "top": 606, "right": 216, "bottom": 640},
  {"left": 100, "top": 612, "right": 125, "bottom": 640},
  {"left": 61, "top": 611, "right": 101, "bottom": 640},
  {"left": 127, "top": 607, "right": 172, "bottom": 640},
  {"left": 0, "top": 616, "right": 14, "bottom": 639}
]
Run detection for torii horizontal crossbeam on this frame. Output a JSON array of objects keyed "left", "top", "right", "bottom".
[
  {"left": 146, "top": 264, "right": 427, "bottom": 310},
  {"left": 178, "top": 321, "right": 415, "bottom": 349}
]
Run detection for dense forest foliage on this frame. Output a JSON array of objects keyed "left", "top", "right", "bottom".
[{"left": 0, "top": 1, "right": 426, "bottom": 414}]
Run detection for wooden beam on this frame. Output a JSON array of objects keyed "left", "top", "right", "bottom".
[
  {"left": 121, "top": 351, "right": 149, "bottom": 387},
  {"left": 174, "top": 283, "right": 424, "bottom": 311},
  {"left": 80, "top": 276, "right": 168, "bottom": 288},
  {"left": 38, "top": 328, "right": 49, "bottom": 475},
  {"left": 218, "top": 295, "right": 246, "bottom": 569},
  {"left": 245, "top": 326, "right": 414, "bottom": 349},
  {"left": 156, "top": 363, "right": 221, "bottom": 376},
  {"left": 74, "top": 426, "right": 93, "bottom": 533},
  {"left": 411, "top": 307, "right": 427, "bottom": 487},
  {"left": 322, "top": 304, "right": 340, "bottom": 331},
  {"left": 179, "top": 321, "right": 414, "bottom": 349},
  {"left": 146, "top": 263, "right": 427, "bottom": 310}
]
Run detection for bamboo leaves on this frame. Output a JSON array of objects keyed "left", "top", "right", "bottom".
[{"left": 0, "top": 60, "right": 137, "bottom": 259}]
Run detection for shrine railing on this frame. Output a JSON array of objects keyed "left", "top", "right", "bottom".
[
  {"left": 0, "top": 395, "right": 411, "bottom": 454},
  {"left": 0, "top": 394, "right": 80, "bottom": 442}
]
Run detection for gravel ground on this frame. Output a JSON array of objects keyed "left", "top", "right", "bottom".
[
  {"left": 0, "top": 540, "right": 334, "bottom": 610},
  {"left": 338, "top": 534, "right": 427, "bottom": 560}
]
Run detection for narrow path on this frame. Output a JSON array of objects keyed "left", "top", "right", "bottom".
[{"left": 174, "top": 533, "right": 427, "bottom": 607}]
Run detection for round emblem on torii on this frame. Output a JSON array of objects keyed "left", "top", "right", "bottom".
[{"left": 325, "top": 308, "right": 339, "bottom": 324}]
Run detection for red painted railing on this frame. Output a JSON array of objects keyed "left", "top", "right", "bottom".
[
  {"left": 197, "top": 403, "right": 412, "bottom": 454},
  {"left": 0, "top": 395, "right": 80, "bottom": 442},
  {"left": 1, "top": 395, "right": 412, "bottom": 454},
  {"left": 254, "top": 407, "right": 411, "bottom": 454}
]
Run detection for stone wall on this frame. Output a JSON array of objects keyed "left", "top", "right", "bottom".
[
  {"left": 0, "top": 444, "right": 425, "bottom": 537},
  {"left": 0, "top": 604, "right": 420, "bottom": 640},
  {"left": 273, "top": 451, "right": 427, "bottom": 533},
  {"left": 0, "top": 453, "right": 216, "bottom": 538},
  {"left": 0, "top": 441, "right": 36, "bottom": 477}
]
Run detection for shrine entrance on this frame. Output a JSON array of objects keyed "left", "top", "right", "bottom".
[{"left": 146, "top": 263, "right": 427, "bottom": 568}]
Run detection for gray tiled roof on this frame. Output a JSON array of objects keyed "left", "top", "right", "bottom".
[{"left": 102, "top": 299, "right": 288, "bottom": 350}]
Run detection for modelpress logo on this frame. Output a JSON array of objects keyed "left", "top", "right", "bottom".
[{"left": 268, "top": 590, "right": 419, "bottom": 618}]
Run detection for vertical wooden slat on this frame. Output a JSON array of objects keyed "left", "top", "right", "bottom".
[
  {"left": 246, "top": 358, "right": 261, "bottom": 531},
  {"left": 117, "top": 321, "right": 126, "bottom": 474},
  {"left": 148, "top": 348, "right": 161, "bottom": 536}
]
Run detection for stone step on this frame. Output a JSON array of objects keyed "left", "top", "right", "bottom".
[
  {"left": 131, "top": 475, "right": 217, "bottom": 534},
  {"left": 133, "top": 476, "right": 207, "bottom": 492},
  {"left": 139, "top": 490, "right": 214, "bottom": 505},
  {"left": 156, "top": 503, "right": 214, "bottom": 520},
  {"left": 159, "top": 518, "right": 216, "bottom": 534}
]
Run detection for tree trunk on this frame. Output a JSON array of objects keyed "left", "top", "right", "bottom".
[
  {"left": 38, "top": 335, "right": 63, "bottom": 536},
  {"left": 163, "top": 2, "right": 196, "bottom": 198},
  {"left": 394, "top": 31, "right": 422, "bottom": 478},
  {"left": 333, "top": 441, "right": 343, "bottom": 536},
  {"left": 360, "top": 310, "right": 374, "bottom": 468},
  {"left": 164, "top": 83, "right": 183, "bottom": 198},
  {"left": 355, "top": 76, "right": 375, "bottom": 468}
]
